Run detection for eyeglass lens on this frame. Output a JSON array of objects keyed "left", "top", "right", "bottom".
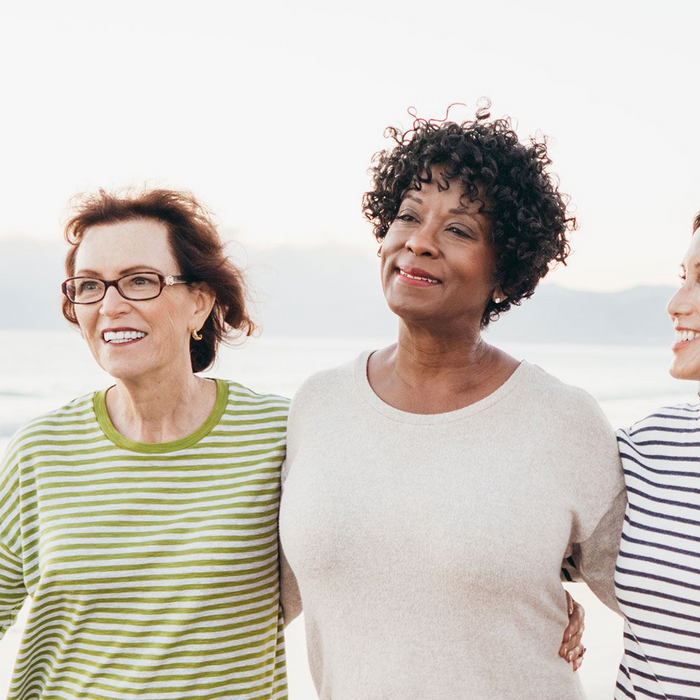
[{"left": 66, "top": 273, "right": 163, "bottom": 303}]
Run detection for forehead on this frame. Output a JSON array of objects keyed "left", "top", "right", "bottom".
[
  {"left": 405, "top": 169, "right": 486, "bottom": 213},
  {"left": 74, "top": 219, "right": 177, "bottom": 275}
]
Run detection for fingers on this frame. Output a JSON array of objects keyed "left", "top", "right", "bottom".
[
  {"left": 560, "top": 619, "right": 585, "bottom": 655},
  {"left": 562, "top": 592, "right": 585, "bottom": 642},
  {"left": 559, "top": 591, "right": 586, "bottom": 673},
  {"left": 560, "top": 592, "right": 586, "bottom": 667}
]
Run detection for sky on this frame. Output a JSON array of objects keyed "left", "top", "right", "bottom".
[{"left": 1, "top": 0, "right": 699, "bottom": 291}]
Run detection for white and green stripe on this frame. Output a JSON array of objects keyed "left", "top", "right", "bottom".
[{"left": 0, "top": 379, "right": 289, "bottom": 700}]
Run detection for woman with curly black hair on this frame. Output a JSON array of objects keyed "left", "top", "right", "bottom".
[{"left": 278, "top": 105, "right": 625, "bottom": 699}]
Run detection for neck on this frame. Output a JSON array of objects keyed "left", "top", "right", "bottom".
[
  {"left": 393, "top": 320, "right": 496, "bottom": 384},
  {"left": 368, "top": 320, "right": 518, "bottom": 413},
  {"left": 106, "top": 366, "right": 217, "bottom": 443}
]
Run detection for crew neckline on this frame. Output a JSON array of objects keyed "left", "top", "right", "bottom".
[
  {"left": 94, "top": 378, "right": 229, "bottom": 453},
  {"left": 353, "top": 350, "right": 530, "bottom": 424}
]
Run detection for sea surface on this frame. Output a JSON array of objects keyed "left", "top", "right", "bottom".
[{"left": 0, "top": 330, "right": 696, "bottom": 698}]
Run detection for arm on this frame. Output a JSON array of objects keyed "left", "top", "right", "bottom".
[
  {"left": 557, "top": 392, "right": 626, "bottom": 667},
  {"left": 555, "top": 489, "right": 626, "bottom": 672},
  {"left": 0, "top": 542, "right": 26, "bottom": 637},
  {"left": 0, "top": 441, "right": 28, "bottom": 639},
  {"left": 567, "top": 487, "right": 627, "bottom": 614},
  {"left": 278, "top": 459, "right": 302, "bottom": 626}
]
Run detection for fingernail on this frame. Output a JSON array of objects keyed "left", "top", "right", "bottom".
[{"left": 567, "top": 652, "right": 573, "bottom": 662}]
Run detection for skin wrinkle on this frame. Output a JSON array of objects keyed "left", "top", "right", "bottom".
[
  {"left": 369, "top": 168, "right": 518, "bottom": 415},
  {"left": 74, "top": 219, "right": 217, "bottom": 443}
]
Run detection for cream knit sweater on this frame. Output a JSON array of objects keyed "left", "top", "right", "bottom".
[{"left": 280, "top": 354, "right": 625, "bottom": 700}]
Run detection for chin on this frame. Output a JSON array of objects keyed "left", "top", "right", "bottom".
[
  {"left": 95, "top": 353, "right": 152, "bottom": 383},
  {"left": 669, "top": 363, "right": 700, "bottom": 382},
  {"left": 385, "top": 298, "right": 434, "bottom": 323}
]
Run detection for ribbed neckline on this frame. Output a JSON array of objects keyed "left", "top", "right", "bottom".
[
  {"left": 353, "top": 350, "right": 530, "bottom": 424},
  {"left": 94, "top": 378, "right": 229, "bottom": 453}
]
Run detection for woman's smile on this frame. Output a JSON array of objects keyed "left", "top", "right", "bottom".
[
  {"left": 396, "top": 266, "right": 442, "bottom": 287},
  {"left": 101, "top": 327, "right": 149, "bottom": 345}
]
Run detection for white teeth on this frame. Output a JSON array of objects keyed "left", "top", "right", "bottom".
[
  {"left": 675, "top": 330, "right": 700, "bottom": 343},
  {"left": 103, "top": 331, "right": 146, "bottom": 344},
  {"left": 399, "top": 269, "right": 439, "bottom": 284}
]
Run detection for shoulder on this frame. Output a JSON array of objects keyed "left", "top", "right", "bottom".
[
  {"left": 518, "top": 361, "right": 611, "bottom": 428},
  {"left": 289, "top": 357, "right": 357, "bottom": 411},
  {"left": 2, "top": 390, "right": 99, "bottom": 471},
  {"left": 284, "top": 357, "right": 361, "bottom": 457},
  {"left": 220, "top": 379, "right": 290, "bottom": 422},
  {"left": 222, "top": 379, "right": 290, "bottom": 408},
  {"left": 617, "top": 402, "right": 700, "bottom": 447}
]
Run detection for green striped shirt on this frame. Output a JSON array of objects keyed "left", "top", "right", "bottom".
[{"left": 0, "top": 379, "right": 289, "bottom": 700}]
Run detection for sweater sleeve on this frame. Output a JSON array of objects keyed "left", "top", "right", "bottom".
[
  {"left": 566, "top": 487, "right": 626, "bottom": 613},
  {"left": 279, "top": 459, "right": 302, "bottom": 626},
  {"left": 0, "top": 439, "right": 28, "bottom": 639},
  {"left": 556, "top": 384, "right": 626, "bottom": 612}
]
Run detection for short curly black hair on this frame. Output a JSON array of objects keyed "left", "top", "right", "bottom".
[{"left": 362, "top": 104, "right": 576, "bottom": 327}]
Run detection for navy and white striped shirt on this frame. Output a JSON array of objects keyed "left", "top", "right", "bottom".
[{"left": 615, "top": 403, "right": 700, "bottom": 700}]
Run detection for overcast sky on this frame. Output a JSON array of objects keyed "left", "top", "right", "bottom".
[{"left": 1, "top": 0, "right": 698, "bottom": 291}]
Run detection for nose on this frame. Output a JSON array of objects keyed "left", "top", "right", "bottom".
[
  {"left": 405, "top": 222, "right": 439, "bottom": 257},
  {"left": 667, "top": 285, "right": 692, "bottom": 323},
  {"left": 99, "top": 284, "right": 130, "bottom": 317}
]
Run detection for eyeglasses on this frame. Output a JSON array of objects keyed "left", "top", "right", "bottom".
[{"left": 62, "top": 272, "right": 191, "bottom": 304}]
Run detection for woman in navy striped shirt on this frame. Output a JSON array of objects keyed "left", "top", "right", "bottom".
[{"left": 611, "top": 210, "right": 700, "bottom": 699}]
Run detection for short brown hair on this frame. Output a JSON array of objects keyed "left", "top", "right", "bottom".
[{"left": 63, "top": 188, "right": 255, "bottom": 373}]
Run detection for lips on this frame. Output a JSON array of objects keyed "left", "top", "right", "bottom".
[
  {"left": 102, "top": 328, "right": 148, "bottom": 344},
  {"left": 396, "top": 266, "right": 441, "bottom": 285}
]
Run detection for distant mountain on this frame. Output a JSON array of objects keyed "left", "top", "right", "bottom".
[
  {"left": 0, "top": 237, "right": 677, "bottom": 345},
  {"left": 487, "top": 284, "right": 675, "bottom": 346}
]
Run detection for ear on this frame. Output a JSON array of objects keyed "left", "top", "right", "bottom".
[{"left": 190, "top": 283, "right": 216, "bottom": 330}]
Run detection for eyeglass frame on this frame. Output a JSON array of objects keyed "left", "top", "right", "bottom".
[{"left": 61, "top": 272, "right": 192, "bottom": 304}]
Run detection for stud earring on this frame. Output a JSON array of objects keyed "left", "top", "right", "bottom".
[{"left": 192, "top": 329, "right": 203, "bottom": 341}]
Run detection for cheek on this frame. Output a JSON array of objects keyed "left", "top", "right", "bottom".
[
  {"left": 380, "top": 228, "right": 404, "bottom": 269},
  {"left": 74, "top": 308, "right": 96, "bottom": 335},
  {"left": 157, "top": 298, "right": 196, "bottom": 335}
]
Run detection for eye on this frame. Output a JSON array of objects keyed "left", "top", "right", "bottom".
[
  {"left": 396, "top": 212, "right": 417, "bottom": 223},
  {"left": 79, "top": 279, "right": 100, "bottom": 292},
  {"left": 447, "top": 225, "right": 474, "bottom": 239},
  {"left": 127, "top": 274, "right": 158, "bottom": 287}
]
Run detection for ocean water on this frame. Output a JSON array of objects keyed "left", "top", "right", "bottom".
[{"left": 0, "top": 330, "right": 695, "bottom": 698}]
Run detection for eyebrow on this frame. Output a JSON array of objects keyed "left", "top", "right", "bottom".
[
  {"left": 404, "top": 194, "right": 478, "bottom": 217},
  {"left": 74, "top": 266, "right": 163, "bottom": 277},
  {"left": 449, "top": 207, "right": 476, "bottom": 216}
]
